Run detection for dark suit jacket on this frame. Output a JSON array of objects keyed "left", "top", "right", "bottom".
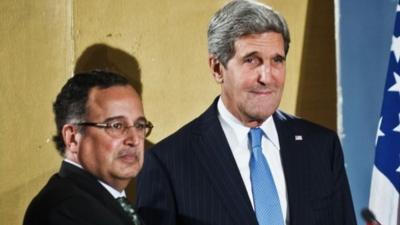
[
  {"left": 24, "top": 161, "right": 140, "bottom": 225},
  {"left": 136, "top": 98, "right": 356, "bottom": 225}
]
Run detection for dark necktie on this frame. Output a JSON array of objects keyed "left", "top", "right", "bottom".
[
  {"left": 116, "top": 197, "right": 141, "bottom": 225},
  {"left": 249, "top": 127, "right": 284, "bottom": 225}
]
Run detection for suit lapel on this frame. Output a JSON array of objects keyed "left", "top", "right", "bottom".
[
  {"left": 273, "top": 111, "right": 308, "bottom": 223},
  {"left": 191, "top": 98, "right": 258, "bottom": 225},
  {"left": 59, "top": 161, "right": 133, "bottom": 225}
]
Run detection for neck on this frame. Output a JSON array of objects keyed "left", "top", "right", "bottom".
[
  {"left": 108, "top": 180, "right": 129, "bottom": 193},
  {"left": 244, "top": 120, "right": 264, "bottom": 128}
]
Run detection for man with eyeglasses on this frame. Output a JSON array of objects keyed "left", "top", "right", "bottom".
[{"left": 23, "top": 70, "right": 152, "bottom": 225}]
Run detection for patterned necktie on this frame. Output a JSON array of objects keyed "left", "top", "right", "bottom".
[
  {"left": 249, "top": 128, "right": 284, "bottom": 225},
  {"left": 116, "top": 197, "right": 141, "bottom": 225}
]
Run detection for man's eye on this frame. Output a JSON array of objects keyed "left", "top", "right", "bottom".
[
  {"left": 244, "top": 56, "right": 262, "bottom": 67},
  {"left": 273, "top": 55, "right": 285, "bottom": 63},
  {"left": 135, "top": 123, "right": 146, "bottom": 130},
  {"left": 244, "top": 57, "right": 253, "bottom": 63},
  {"left": 110, "top": 122, "right": 124, "bottom": 129},
  {"left": 244, "top": 56, "right": 257, "bottom": 64}
]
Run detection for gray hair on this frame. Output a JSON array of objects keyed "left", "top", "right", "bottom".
[{"left": 207, "top": 0, "right": 290, "bottom": 67}]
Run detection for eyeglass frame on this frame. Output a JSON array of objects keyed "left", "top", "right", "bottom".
[{"left": 75, "top": 118, "right": 153, "bottom": 138}]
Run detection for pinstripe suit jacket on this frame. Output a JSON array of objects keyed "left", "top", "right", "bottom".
[{"left": 136, "top": 97, "right": 356, "bottom": 225}]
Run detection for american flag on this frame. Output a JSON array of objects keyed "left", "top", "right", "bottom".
[{"left": 369, "top": 2, "right": 400, "bottom": 225}]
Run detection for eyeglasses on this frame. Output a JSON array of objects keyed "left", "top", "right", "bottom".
[{"left": 76, "top": 118, "right": 153, "bottom": 138}]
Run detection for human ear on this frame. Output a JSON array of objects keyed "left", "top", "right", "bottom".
[
  {"left": 208, "top": 55, "right": 224, "bottom": 84},
  {"left": 62, "top": 124, "right": 80, "bottom": 158}
]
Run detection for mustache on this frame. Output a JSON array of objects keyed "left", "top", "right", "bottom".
[{"left": 117, "top": 149, "right": 138, "bottom": 158}]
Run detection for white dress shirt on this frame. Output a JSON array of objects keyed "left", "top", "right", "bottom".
[
  {"left": 217, "top": 98, "right": 288, "bottom": 222},
  {"left": 63, "top": 159, "right": 126, "bottom": 198}
]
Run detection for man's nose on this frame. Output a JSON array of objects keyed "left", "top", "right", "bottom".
[
  {"left": 123, "top": 127, "right": 142, "bottom": 146},
  {"left": 258, "top": 62, "right": 271, "bottom": 84}
]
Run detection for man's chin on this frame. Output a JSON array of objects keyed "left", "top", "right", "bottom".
[
  {"left": 116, "top": 170, "right": 139, "bottom": 180},
  {"left": 246, "top": 108, "right": 276, "bottom": 121},
  {"left": 115, "top": 161, "right": 142, "bottom": 176}
]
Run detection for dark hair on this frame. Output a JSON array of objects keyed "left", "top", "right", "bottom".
[
  {"left": 52, "top": 70, "right": 129, "bottom": 155},
  {"left": 208, "top": 0, "right": 290, "bottom": 67}
]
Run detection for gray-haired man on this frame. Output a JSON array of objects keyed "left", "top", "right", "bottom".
[{"left": 136, "top": 1, "right": 357, "bottom": 225}]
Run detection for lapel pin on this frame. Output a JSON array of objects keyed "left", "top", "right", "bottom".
[{"left": 295, "top": 135, "right": 303, "bottom": 141}]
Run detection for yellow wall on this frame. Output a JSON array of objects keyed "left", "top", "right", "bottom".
[
  {"left": 0, "top": 0, "right": 337, "bottom": 224},
  {"left": 0, "top": 1, "right": 73, "bottom": 224}
]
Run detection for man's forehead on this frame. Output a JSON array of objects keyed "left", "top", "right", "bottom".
[
  {"left": 86, "top": 85, "right": 143, "bottom": 118},
  {"left": 235, "top": 32, "right": 284, "bottom": 44},
  {"left": 88, "top": 85, "right": 140, "bottom": 103},
  {"left": 103, "top": 115, "right": 147, "bottom": 123},
  {"left": 234, "top": 32, "right": 285, "bottom": 55}
]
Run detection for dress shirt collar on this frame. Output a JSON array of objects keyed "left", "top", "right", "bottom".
[
  {"left": 98, "top": 180, "right": 126, "bottom": 198},
  {"left": 63, "top": 159, "right": 126, "bottom": 198},
  {"left": 64, "top": 158, "right": 83, "bottom": 169},
  {"left": 217, "top": 97, "right": 280, "bottom": 150}
]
